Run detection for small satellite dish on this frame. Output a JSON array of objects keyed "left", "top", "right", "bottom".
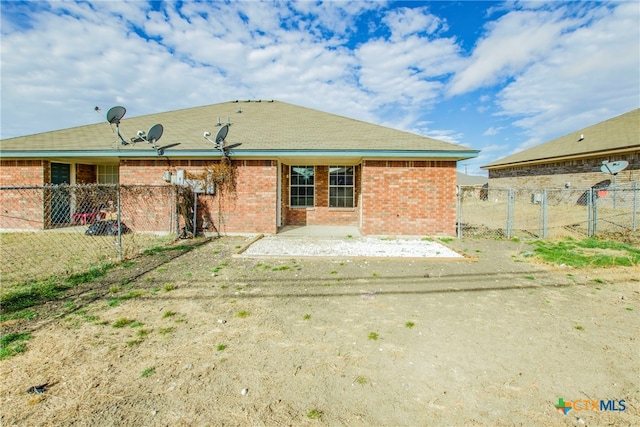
[
  {"left": 215, "top": 124, "right": 229, "bottom": 144},
  {"left": 601, "top": 160, "right": 629, "bottom": 176},
  {"left": 146, "top": 124, "right": 164, "bottom": 143},
  {"left": 106, "top": 106, "right": 126, "bottom": 124}
]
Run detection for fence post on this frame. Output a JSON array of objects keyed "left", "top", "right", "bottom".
[
  {"left": 192, "top": 190, "right": 198, "bottom": 237},
  {"left": 456, "top": 185, "right": 462, "bottom": 239},
  {"left": 592, "top": 188, "right": 598, "bottom": 237},
  {"left": 633, "top": 181, "right": 637, "bottom": 231},
  {"left": 116, "top": 185, "right": 123, "bottom": 261},
  {"left": 506, "top": 189, "right": 514, "bottom": 239},
  {"left": 540, "top": 189, "right": 548, "bottom": 238}
]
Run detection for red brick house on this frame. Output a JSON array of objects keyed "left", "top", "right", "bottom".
[
  {"left": 0, "top": 100, "right": 478, "bottom": 236},
  {"left": 482, "top": 109, "right": 639, "bottom": 189}
]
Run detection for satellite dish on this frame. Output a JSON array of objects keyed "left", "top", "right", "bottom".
[
  {"left": 601, "top": 160, "right": 629, "bottom": 176},
  {"left": 106, "top": 106, "right": 126, "bottom": 124},
  {"left": 215, "top": 124, "right": 229, "bottom": 145},
  {"left": 146, "top": 124, "right": 163, "bottom": 143}
]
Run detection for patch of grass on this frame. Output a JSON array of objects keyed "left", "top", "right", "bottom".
[
  {"left": 307, "top": 409, "right": 323, "bottom": 420},
  {"left": 372, "top": 272, "right": 379, "bottom": 277},
  {"left": 112, "top": 318, "right": 134, "bottom": 328},
  {"left": 592, "top": 278, "right": 606, "bottom": 284},
  {"left": 354, "top": 376, "right": 368, "bottom": 385},
  {"left": 532, "top": 238, "right": 640, "bottom": 268},
  {"left": 141, "top": 367, "right": 156, "bottom": 378},
  {"left": 511, "top": 237, "right": 521, "bottom": 243},
  {"left": 120, "top": 261, "right": 136, "bottom": 268},
  {"left": 626, "top": 307, "right": 634, "bottom": 311},
  {"left": 130, "top": 321, "right": 144, "bottom": 328},
  {"left": 253, "top": 263, "right": 271, "bottom": 270},
  {"left": 0, "top": 263, "right": 113, "bottom": 313},
  {"left": 163, "top": 283, "right": 175, "bottom": 292},
  {"left": 330, "top": 270, "right": 338, "bottom": 275},
  {"left": 158, "top": 327, "right": 174, "bottom": 335},
  {"left": 524, "top": 275, "right": 535, "bottom": 280},
  {"left": 216, "top": 344, "right": 227, "bottom": 351},
  {"left": 272, "top": 265, "right": 292, "bottom": 271},
  {"left": 127, "top": 339, "right": 143, "bottom": 346},
  {"left": 0, "top": 309, "right": 38, "bottom": 322},
  {"left": 0, "top": 332, "right": 32, "bottom": 360},
  {"left": 236, "top": 310, "right": 250, "bottom": 318},
  {"left": 137, "top": 328, "right": 151, "bottom": 337},
  {"left": 142, "top": 245, "right": 191, "bottom": 256},
  {"left": 108, "top": 298, "right": 121, "bottom": 307},
  {"left": 162, "top": 310, "right": 177, "bottom": 318},
  {"left": 303, "top": 314, "right": 311, "bottom": 320},
  {"left": 574, "top": 325, "right": 584, "bottom": 331},
  {"left": 405, "top": 321, "right": 415, "bottom": 329},
  {"left": 156, "top": 267, "right": 167, "bottom": 273},
  {"left": 439, "top": 237, "right": 454, "bottom": 243},
  {"left": 109, "top": 286, "right": 121, "bottom": 294},
  {"left": 121, "top": 290, "right": 144, "bottom": 300},
  {"left": 368, "top": 332, "right": 379, "bottom": 341}
]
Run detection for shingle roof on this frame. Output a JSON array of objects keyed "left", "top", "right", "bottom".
[
  {"left": 0, "top": 100, "right": 478, "bottom": 160},
  {"left": 482, "top": 108, "right": 639, "bottom": 169}
]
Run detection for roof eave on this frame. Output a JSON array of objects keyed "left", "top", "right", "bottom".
[
  {"left": 481, "top": 146, "right": 638, "bottom": 170},
  {"left": 1, "top": 149, "right": 480, "bottom": 161}
]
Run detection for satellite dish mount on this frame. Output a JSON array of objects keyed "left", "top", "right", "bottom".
[
  {"left": 203, "top": 123, "right": 241, "bottom": 158},
  {"left": 600, "top": 160, "right": 629, "bottom": 209},
  {"left": 104, "top": 106, "right": 178, "bottom": 155}
]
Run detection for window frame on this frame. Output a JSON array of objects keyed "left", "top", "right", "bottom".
[
  {"left": 289, "top": 165, "right": 315, "bottom": 208},
  {"left": 328, "top": 165, "right": 355, "bottom": 208}
]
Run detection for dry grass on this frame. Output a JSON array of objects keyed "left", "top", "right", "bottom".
[{"left": 0, "top": 231, "right": 173, "bottom": 286}]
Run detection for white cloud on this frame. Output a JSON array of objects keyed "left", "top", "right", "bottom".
[
  {"left": 448, "top": 6, "right": 578, "bottom": 96},
  {"left": 483, "top": 126, "right": 504, "bottom": 136},
  {"left": 496, "top": 1, "right": 640, "bottom": 142}
]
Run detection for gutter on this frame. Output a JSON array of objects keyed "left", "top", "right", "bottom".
[{"left": 0, "top": 148, "right": 480, "bottom": 160}]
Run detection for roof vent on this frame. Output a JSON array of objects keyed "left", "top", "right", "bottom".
[{"left": 578, "top": 134, "right": 584, "bottom": 141}]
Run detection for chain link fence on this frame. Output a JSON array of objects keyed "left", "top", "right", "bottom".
[
  {"left": 1, "top": 184, "right": 181, "bottom": 285},
  {"left": 2, "top": 182, "right": 638, "bottom": 285},
  {"left": 457, "top": 182, "right": 639, "bottom": 241}
]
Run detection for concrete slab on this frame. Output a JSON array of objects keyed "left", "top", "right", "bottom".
[{"left": 277, "top": 225, "right": 361, "bottom": 237}]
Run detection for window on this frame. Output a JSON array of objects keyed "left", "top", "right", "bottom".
[
  {"left": 290, "top": 166, "right": 314, "bottom": 207},
  {"left": 97, "top": 165, "right": 119, "bottom": 184},
  {"left": 329, "top": 166, "right": 354, "bottom": 208}
]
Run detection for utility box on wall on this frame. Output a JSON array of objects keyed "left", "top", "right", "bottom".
[{"left": 171, "top": 170, "right": 214, "bottom": 194}]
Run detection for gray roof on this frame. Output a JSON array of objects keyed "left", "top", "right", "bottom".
[
  {"left": 457, "top": 172, "right": 488, "bottom": 186},
  {"left": 482, "top": 108, "right": 639, "bottom": 169},
  {"left": 0, "top": 100, "right": 478, "bottom": 162}
]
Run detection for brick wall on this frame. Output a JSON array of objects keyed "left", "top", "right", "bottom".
[
  {"left": 488, "top": 152, "right": 639, "bottom": 189},
  {"left": 119, "top": 159, "right": 278, "bottom": 234},
  {"left": 360, "top": 160, "right": 457, "bottom": 236},
  {"left": 0, "top": 160, "right": 46, "bottom": 230}
]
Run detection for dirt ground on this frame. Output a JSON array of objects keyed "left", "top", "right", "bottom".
[{"left": 1, "top": 237, "right": 638, "bottom": 426}]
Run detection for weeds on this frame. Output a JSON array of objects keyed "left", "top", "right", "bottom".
[
  {"left": 354, "top": 376, "right": 368, "bottom": 385},
  {"left": 0, "top": 263, "right": 113, "bottom": 313},
  {"left": 216, "top": 344, "right": 227, "bottom": 351},
  {"left": 532, "top": 238, "right": 640, "bottom": 268},
  {"left": 162, "top": 310, "right": 177, "bottom": 318},
  {"left": 307, "top": 409, "right": 323, "bottom": 420},
  {"left": 0, "top": 332, "right": 32, "bottom": 360},
  {"left": 112, "top": 318, "right": 134, "bottom": 328},
  {"left": 303, "top": 314, "right": 311, "bottom": 320},
  {"left": 368, "top": 332, "right": 379, "bottom": 340},
  {"left": 405, "top": 322, "right": 415, "bottom": 329},
  {"left": 236, "top": 310, "right": 250, "bottom": 318},
  {"left": 141, "top": 367, "right": 156, "bottom": 377}
]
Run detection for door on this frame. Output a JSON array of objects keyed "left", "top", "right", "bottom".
[{"left": 50, "top": 163, "right": 71, "bottom": 225}]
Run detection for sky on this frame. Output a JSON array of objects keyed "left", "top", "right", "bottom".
[{"left": 1, "top": 1, "right": 638, "bottom": 176}]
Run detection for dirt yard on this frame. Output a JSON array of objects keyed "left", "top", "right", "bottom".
[{"left": 1, "top": 237, "right": 638, "bottom": 426}]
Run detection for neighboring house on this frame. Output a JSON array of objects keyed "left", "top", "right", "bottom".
[
  {"left": 0, "top": 100, "right": 478, "bottom": 236},
  {"left": 482, "top": 109, "right": 639, "bottom": 190},
  {"left": 457, "top": 172, "right": 488, "bottom": 186}
]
